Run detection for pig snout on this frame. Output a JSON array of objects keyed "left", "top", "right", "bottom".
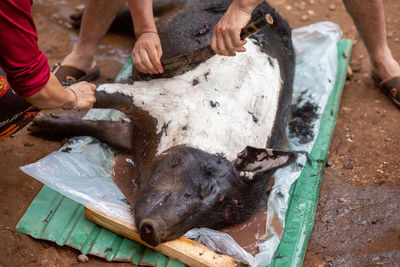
[{"left": 139, "top": 219, "right": 161, "bottom": 246}]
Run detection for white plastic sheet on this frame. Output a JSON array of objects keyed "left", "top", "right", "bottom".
[
  {"left": 82, "top": 108, "right": 130, "bottom": 122},
  {"left": 21, "top": 137, "right": 135, "bottom": 224},
  {"left": 21, "top": 22, "right": 342, "bottom": 266}
]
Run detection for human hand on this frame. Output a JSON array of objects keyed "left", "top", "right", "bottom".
[
  {"left": 66, "top": 81, "right": 96, "bottom": 111},
  {"left": 133, "top": 32, "right": 164, "bottom": 74},
  {"left": 211, "top": 1, "right": 252, "bottom": 56}
]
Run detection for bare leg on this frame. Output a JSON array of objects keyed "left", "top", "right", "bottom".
[
  {"left": 62, "top": 0, "right": 127, "bottom": 72},
  {"left": 343, "top": 0, "right": 400, "bottom": 80}
]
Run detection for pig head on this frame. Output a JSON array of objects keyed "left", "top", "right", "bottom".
[{"left": 135, "top": 145, "right": 297, "bottom": 246}]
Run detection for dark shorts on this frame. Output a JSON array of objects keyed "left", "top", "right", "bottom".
[{"left": 0, "top": 68, "right": 40, "bottom": 141}]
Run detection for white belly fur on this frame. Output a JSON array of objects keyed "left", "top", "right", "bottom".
[{"left": 98, "top": 40, "right": 282, "bottom": 161}]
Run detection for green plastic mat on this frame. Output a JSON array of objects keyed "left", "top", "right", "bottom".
[
  {"left": 270, "top": 39, "right": 352, "bottom": 266},
  {"left": 15, "top": 185, "right": 186, "bottom": 266},
  {"left": 16, "top": 39, "right": 352, "bottom": 267}
]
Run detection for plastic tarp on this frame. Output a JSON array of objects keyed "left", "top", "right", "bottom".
[{"left": 21, "top": 22, "right": 342, "bottom": 266}]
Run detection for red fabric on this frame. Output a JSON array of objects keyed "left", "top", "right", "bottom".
[{"left": 0, "top": 0, "right": 50, "bottom": 97}]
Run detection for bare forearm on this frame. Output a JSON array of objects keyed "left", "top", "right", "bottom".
[
  {"left": 128, "top": 0, "right": 157, "bottom": 35},
  {"left": 25, "top": 73, "right": 76, "bottom": 110},
  {"left": 128, "top": 0, "right": 163, "bottom": 74}
]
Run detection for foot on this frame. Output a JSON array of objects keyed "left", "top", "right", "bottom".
[
  {"left": 370, "top": 57, "right": 400, "bottom": 109},
  {"left": 61, "top": 47, "right": 97, "bottom": 73},
  {"left": 369, "top": 52, "right": 400, "bottom": 109},
  {"left": 370, "top": 54, "right": 400, "bottom": 81}
]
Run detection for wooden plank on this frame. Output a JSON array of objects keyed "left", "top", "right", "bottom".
[{"left": 85, "top": 207, "right": 241, "bottom": 267}]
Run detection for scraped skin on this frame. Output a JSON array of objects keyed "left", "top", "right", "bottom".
[{"left": 98, "top": 39, "right": 282, "bottom": 161}]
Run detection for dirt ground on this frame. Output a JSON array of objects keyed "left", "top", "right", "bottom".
[{"left": 0, "top": 0, "right": 399, "bottom": 266}]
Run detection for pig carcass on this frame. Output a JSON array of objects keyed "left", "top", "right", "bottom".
[{"left": 31, "top": 1, "right": 296, "bottom": 247}]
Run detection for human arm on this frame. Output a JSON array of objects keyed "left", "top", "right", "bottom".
[
  {"left": 25, "top": 74, "right": 96, "bottom": 110},
  {"left": 128, "top": 0, "right": 164, "bottom": 74},
  {"left": 211, "top": 0, "right": 264, "bottom": 56},
  {"left": 0, "top": 0, "right": 96, "bottom": 111}
]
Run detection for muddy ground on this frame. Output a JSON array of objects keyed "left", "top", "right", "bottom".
[{"left": 0, "top": 0, "right": 399, "bottom": 266}]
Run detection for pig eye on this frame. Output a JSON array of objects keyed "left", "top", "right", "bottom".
[
  {"left": 170, "top": 159, "right": 183, "bottom": 168},
  {"left": 171, "top": 162, "right": 179, "bottom": 168}
]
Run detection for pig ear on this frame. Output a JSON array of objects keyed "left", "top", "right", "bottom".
[{"left": 234, "top": 146, "right": 298, "bottom": 182}]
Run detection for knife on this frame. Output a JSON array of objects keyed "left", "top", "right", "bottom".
[{"left": 131, "top": 13, "right": 274, "bottom": 81}]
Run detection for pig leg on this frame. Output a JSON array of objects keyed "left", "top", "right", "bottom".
[
  {"left": 30, "top": 90, "right": 158, "bottom": 152},
  {"left": 29, "top": 113, "right": 134, "bottom": 151}
]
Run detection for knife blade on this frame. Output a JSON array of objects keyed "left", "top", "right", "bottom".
[{"left": 131, "top": 13, "right": 274, "bottom": 81}]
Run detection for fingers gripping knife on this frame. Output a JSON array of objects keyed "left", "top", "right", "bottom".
[{"left": 131, "top": 13, "right": 274, "bottom": 81}]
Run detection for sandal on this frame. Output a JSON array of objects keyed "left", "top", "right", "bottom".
[
  {"left": 52, "top": 63, "right": 100, "bottom": 84},
  {"left": 371, "top": 72, "right": 400, "bottom": 109}
]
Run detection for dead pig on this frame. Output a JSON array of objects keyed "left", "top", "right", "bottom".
[{"left": 30, "top": 1, "right": 296, "bottom": 247}]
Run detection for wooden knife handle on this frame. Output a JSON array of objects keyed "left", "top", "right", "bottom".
[{"left": 240, "top": 13, "right": 274, "bottom": 40}]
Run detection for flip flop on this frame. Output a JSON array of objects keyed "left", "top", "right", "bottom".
[
  {"left": 52, "top": 63, "right": 100, "bottom": 84},
  {"left": 371, "top": 72, "right": 400, "bottom": 109}
]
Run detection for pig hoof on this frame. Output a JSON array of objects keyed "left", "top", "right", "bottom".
[
  {"left": 27, "top": 113, "right": 47, "bottom": 134},
  {"left": 27, "top": 113, "right": 64, "bottom": 137}
]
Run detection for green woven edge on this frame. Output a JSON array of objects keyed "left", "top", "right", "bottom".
[{"left": 268, "top": 39, "right": 353, "bottom": 267}]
